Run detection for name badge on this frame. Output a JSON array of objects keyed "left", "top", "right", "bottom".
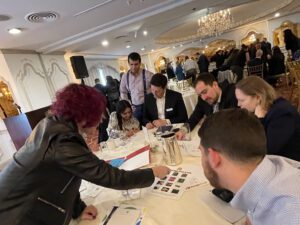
[{"left": 166, "top": 108, "right": 173, "bottom": 112}]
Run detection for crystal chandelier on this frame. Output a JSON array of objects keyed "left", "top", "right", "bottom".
[{"left": 198, "top": 9, "right": 233, "bottom": 37}]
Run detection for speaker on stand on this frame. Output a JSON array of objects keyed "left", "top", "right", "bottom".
[{"left": 70, "top": 56, "right": 89, "bottom": 85}]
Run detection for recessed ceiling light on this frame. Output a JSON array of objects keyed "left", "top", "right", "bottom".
[
  {"left": 274, "top": 12, "right": 280, "bottom": 18},
  {"left": 8, "top": 28, "right": 22, "bottom": 34},
  {"left": 151, "top": 49, "right": 154, "bottom": 52},
  {"left": 126, "top": 45, "right": 131, "bottom": 48},
  {"left": 173, "top": 46, "right": 176, "bottom": 49},
  {"left": 205, "top": 45, "right": 208, "bottom": 48},
  {"left": 143, "top": 30, "right": 148, "bottom": 36},
  {"left": 102, "top": 40, "right": 109, "bottom": 46},
  {"left": 180, "top": 44, "right": 183, "bottom": 47},
  {"left": 141, "top": 47, "right": 145, "bottom": 51}
]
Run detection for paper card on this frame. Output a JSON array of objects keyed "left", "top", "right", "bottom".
[
  {"left": 119, "top": 146, "right": 150, "bottom": 170},
  {"left": 150, "top": 170, "right": 190, "bottom": 200},
  {"left": 98, "top": 144, "right": 150, "bottom": 170},
  {"left": 84, "top": 183, "right": 104, "bottom": 198},
  {"left": 150, "top": 165, "right": 208, "bottom": 200},
  {"left": 102, "top": 206, "right": 141, "bottom": 225}
]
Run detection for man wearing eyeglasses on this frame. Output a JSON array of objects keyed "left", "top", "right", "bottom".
[{"left": 177, "top": 73, "right": 237, "bottom": 140}]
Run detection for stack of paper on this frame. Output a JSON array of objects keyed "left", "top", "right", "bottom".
[{"left": 98, "top": 145, "right": 151, "bottom": 170}]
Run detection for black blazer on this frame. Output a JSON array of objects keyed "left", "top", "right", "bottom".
[
  {"left": 143, "top": 89, "right": 188, "bottom": 125},
  {"left": 188, "top": 81, "right": 237, "bottom": 131},
  {"left": 261, "top": 97, "right": 300, "bottom": 161}
]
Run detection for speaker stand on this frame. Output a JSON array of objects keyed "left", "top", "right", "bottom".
[{"left": 81, "top": 78, "right": 85, "bottom": 85}]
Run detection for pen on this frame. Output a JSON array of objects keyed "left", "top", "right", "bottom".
[{"left": 103, "top": 206, "right": 118, "bottom": 225}]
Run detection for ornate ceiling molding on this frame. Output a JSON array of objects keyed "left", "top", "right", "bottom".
[
  {"left": 155, "top": 0, "right": 293, "bottom": 45},
  {"left": 37, "top": 0, "right": 194, "bottom": 54}
]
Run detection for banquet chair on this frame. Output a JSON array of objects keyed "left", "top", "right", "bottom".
[
  {"left": 247, "top": 64, "right": 264, "bottom": 78},
  {"left": 186, "top": 77, "right": 193, "bottom": 87},
  {"left": 289, "top": 69, "right": 300, "bottom": 112}
]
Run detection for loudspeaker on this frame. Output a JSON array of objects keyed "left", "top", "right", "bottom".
[{"left": 70, "top": 56, "right": 89, "bottom": 79}]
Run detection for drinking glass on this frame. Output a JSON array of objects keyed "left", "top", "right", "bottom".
[
  {"left": 121, "top": 189, "right": 141, "bottom": 200},
  {"left": 181, "top": 123, "right": 191, "bottom": 141}
]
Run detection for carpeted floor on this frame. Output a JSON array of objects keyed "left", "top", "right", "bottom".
[{"left": 275, "top": 78, "right": 299, "bottom": 109}]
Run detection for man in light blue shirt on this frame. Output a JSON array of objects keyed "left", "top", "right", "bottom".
[{"left": 198, "top": 108, "right": 300, "bottom": 225}]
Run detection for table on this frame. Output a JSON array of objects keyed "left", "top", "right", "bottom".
[
  {"left": 168, "top": 81, "right": 198, "bottom": 117},
  {"left": 181, "top": 89, "right": 198, "bottom": 117},
  {"left": 73, "top": 126, "right": 245, "bottom": 225}
]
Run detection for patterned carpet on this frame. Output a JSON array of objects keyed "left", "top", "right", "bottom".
[{"left": 275, "top": 78, "right": 299, "bottom": 109}]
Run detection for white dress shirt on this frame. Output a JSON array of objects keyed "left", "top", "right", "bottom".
[{"left": 156, "top": 91, "right": 166, "bottom": 119}]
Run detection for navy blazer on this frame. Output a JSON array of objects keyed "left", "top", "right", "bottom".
[
  {"left": 143, "top": 89, "right": 188, "bottom": 125},
  {"left": 187, "top": 81, "right": 237, "bottom": 130},
  {"left": 261, "top": 97, "right": 300, "bottom": 161}
]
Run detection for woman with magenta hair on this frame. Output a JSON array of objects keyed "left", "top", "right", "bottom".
[
  {"left": 107, "top": 100, "right": 140, "bottom": 138},
  {"left": 0, "top": 84, "right": 170, "bottom": 225}
]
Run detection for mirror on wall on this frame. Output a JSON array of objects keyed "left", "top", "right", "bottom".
[
  {"left": 241, "top": 31, "right": 264, "bottom": 46},
  {"left": 273, "top": 20, "right": 300, "bottom": 47}
]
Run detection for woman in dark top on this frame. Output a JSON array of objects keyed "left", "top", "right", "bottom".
[
  {"left": 0, "top": 84, "right": 170, "bottom": 225},
  {"left": 268, "top": 46, "right": 285, "bottom": 76},
  {"left": 284, "top": 29, "right": 299, "bottom": 59},
  {"left": 235, "top": 76, "right": 300, "bottom": 161}
]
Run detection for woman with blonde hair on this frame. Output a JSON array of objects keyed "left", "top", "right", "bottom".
[{"left": 235, "top": 76, "right": 300, "bottom": 161}]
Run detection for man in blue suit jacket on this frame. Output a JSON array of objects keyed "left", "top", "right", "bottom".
[{"left": 143, "top": 73, "right": 188, "bottom": 128}]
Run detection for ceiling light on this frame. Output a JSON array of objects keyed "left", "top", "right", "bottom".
[
  {"left": 151, "top": 49, "right": 154, "bottom": 52},
  {"left": 141, "top": 47, "right": 145, "bottom": 51},
  {"left": 180, "top": 44, "right": 183, "bottom": 47},
  {"left": 198, "top": 8, "right": 233, "bottom": 37},
  {"left": 126, "top": 45, "right": 131, "bottom": 48},
  {"left": 274, "top": 12, "right": 280, "bottom": 18},
  {"left": 143, "top": 30, "right": 148, "bottom": 36},
  {"left": 8, "top": 28, "right": 22, "bottom": 34},
  {"left": 101, "top": 40, "right": 109, "bottom": 46},
  {"left": 205, "top": 45, "right": 208, "bottom": 48},
  {"left": 173, "top": 46, "right": 176, "bottom": 49}
]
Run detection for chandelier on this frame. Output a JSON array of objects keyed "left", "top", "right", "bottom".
[{"left": 198, "top": 9, "right": 233, "bottom": 37}]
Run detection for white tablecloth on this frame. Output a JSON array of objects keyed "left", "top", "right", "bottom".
[
  {"left": 181, "top": 89, "right": 198, "bottom": 117},
  {"left": 73, "top": 127, "right": 245, "bottom": 225},
  {"left": 167, "top": 82, "right": 198, "bottom": 117}
]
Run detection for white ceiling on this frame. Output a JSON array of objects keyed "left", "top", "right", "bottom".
[{"left": 0, "top": 0, "right": 299, "bottom": 57}]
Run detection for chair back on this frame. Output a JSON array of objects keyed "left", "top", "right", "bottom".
[
  {"left": 186, "top": 77, "right": 193, "bottom": 87},
  {"left": 247, "top": 64, "right": 264, "bottom": 78},
  {"left": 292, "top": 69, "right": 300, "bottom": 112}
]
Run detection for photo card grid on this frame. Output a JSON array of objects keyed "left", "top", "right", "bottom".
[{"left": 151, "top": 170, "right": 190, "bottom": 200}]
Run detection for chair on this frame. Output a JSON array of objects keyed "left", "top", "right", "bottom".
[
  {"left": 288, "top": 69, "right": 300, "bottom": 112},
  {"left": 247, "top": 64, "right": 264, "bottom": 78},
  {"left": 186, "top": 77, "right": 193, "bottom": 87},
  {"left": 286, "top": 61, "right": 300, "bottom": 99}
]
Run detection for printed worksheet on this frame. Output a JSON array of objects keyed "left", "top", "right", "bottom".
[
  {"left": 151, "top": 170, "right": 190, "bottom": 200},
  {"left": 151, "top": 165, "right": 208, "bottom": 200}
]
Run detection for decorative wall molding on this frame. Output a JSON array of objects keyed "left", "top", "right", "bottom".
[
  {"left": 16, "top": 62, "right": 50, "bottom": 110},
  {"left": 86, "top": 63, "right": 119, "bottom": 86}
]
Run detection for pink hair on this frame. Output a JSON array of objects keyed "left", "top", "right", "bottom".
[{"left": 51, "top": 83, "right": 106, "bottom": 128}]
